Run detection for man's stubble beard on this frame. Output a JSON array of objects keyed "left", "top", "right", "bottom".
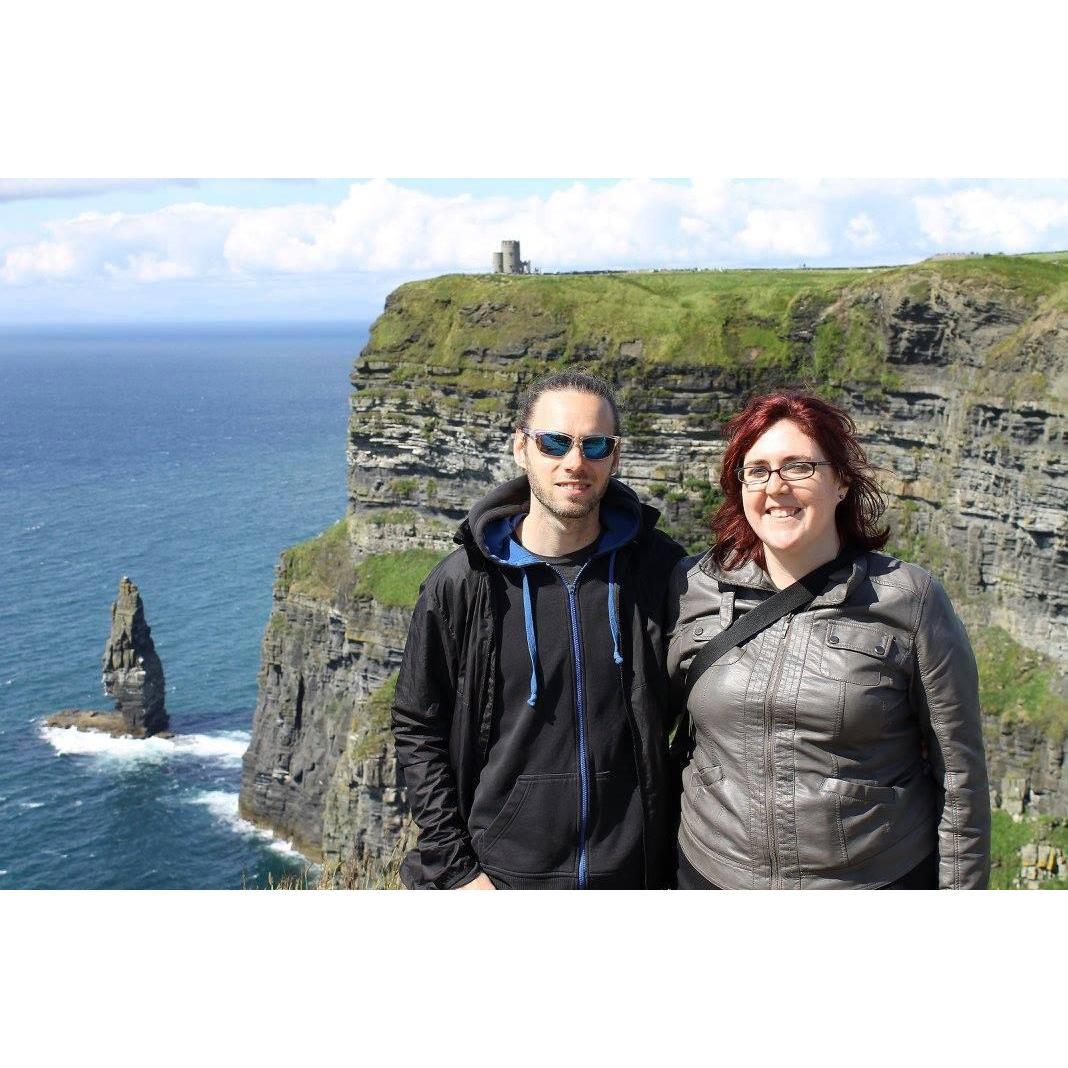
[{"left": 527, "top": 467, "right": 610, "bottom": 522}]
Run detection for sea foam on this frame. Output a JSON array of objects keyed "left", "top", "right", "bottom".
[
  {"left": 40, "top": 723, "right": 250, "bottom": 766},
  {"left": 186, "top": 790, "right": 307, "bottom": 859}
]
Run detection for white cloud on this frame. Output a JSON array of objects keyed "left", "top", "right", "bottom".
[
  {"left": 845, "top": 212, "right": 879, "bottom": 248},
  {"left": 5, "top": 180, "right": 1068, "bottom": 295},
  {"left": 0, "top": 239, "right": 78, "bottom": 281},
  {"left": 914, "top": 188, "right": 1068, "bottom": 251},
  {"left": 735, "top": 208, "right": 830, "bottom": 258},
  {"left": 3, "top": 203, "right": 237, "bottom": 283}
]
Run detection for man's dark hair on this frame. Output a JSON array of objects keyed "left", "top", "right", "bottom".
[{"left": 515, "top": 369, "right": 621, "bottom": 434}]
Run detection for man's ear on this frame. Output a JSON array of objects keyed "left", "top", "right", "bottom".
[
  {"left": 513, "top": 430, "right": 528, "bottom": 471},
  {"left": 611, "top": 442, "right": 621, "bottom": 476}
]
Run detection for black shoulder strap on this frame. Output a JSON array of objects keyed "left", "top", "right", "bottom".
[{"left": 683, "top": 547, "right": 859, "bottom": 708}]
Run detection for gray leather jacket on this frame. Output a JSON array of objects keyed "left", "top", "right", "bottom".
[{"left": 667, "top": 550, "right": 990, "bottom": 889}]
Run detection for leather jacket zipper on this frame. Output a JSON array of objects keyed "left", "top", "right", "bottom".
[{"left": 763, "top": 614, "right": 791, "bottom": 889}]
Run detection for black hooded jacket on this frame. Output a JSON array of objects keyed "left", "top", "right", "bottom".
[{"left": 391, "top": 475, "right": 686, "bottom": 889}]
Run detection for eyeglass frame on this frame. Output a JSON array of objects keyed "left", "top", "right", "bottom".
[
  {"left": 735, "top": 459, "right": 836, "bottom": 486},
  {"left": 518, "top": 427, "right": 622, "bottom": 461}
]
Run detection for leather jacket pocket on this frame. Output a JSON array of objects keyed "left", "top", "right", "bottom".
[
  {"left": 820, "top": 777, "right": 897, "bottom": 804},
  {"left": 681, "top": 760, "right": 753, "bottom": 869},
  {"left": 819, "top": 621, "right": 893, "bottom": 685},
  {"left": 690, "top": 763, "right": 724, "bottom": 793},
  {"left": 821, "top": 775, "right": 897, "bottom": 867},
  {"left": 691, "top": 620, "right": 746, "bottom": 662}
]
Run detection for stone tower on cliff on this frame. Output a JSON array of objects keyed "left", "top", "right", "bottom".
[{"left": 491, "top": 239, "right": 531, "bottom": 274}]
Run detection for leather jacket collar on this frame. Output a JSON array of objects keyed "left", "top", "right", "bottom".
[{"left": 698, "top": 548, "right": 870, "bottom": 608}]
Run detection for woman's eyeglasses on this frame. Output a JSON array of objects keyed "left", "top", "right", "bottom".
[
  {"left": 520, "top": 428, "right": 620, "bottom": 461},
  {"left": 736, "top": 460, "right": 834, "bottom": 486}
]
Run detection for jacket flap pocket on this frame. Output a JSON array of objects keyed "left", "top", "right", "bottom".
[
  {"left": 691, "top": 764, "right": 724, "bottom": 791},
  {"left": 820, "top": 776, "right": 896, "bottom": 804},
  {"left": 825, "top": 622, "right": 892, "bottom": 658}
]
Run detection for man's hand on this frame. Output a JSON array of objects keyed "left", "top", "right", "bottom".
[{"left": 456, "top": 872, "right": 496, "bottom": 890}]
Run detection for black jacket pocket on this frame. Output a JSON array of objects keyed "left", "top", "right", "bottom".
[{"left": 477, "top": 773, "right": 580, "bottom": 876}]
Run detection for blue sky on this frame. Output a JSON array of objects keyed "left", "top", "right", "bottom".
[{"left": 1, "top": 178, "right": 1066, "bottom": 325}]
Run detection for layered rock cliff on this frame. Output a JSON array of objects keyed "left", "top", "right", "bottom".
[{"left": 239, "top": 255, "right": 1068, "bottom": 875}]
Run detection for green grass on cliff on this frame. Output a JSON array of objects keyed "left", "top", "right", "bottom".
[
  {"left": 369, "top": 267, "right": 874, "bottom": 372},
  {"left": 279, "top": 519, "right": 446, "bottom": 610},
  {"left": 350, "top": 673, "right": 397, "bottom": 762},
  {"left": 354, "top": 548, "right": 448, "bottom": 608},
  {"left": 974, "top": 626, "right": 1068, "bottom": 741},
  {"left": 278, "top": 518, "right": 353, "bottom": 603},
  {"left": 990, "top": 810, "right": 1068, "bottom": 890},
  {"left": 365, "top": 255, "right": 1067, "bottom": 376}
]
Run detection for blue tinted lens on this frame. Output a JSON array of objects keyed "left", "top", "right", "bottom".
[
  {"left": 581, "top": 436, "right": 613, "bottom": 459},
  {"left": 537, "top": 432, "right": 573, "bottom": 457}
]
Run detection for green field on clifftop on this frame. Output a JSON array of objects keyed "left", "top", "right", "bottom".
[{"left": 365, "top": 255, "right": 1068, "bottom": 377}]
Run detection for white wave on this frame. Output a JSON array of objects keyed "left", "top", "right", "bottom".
[
  {"left": 42, "top": 725, "right": 175, "bottom": 763},
  {"left": 19, "top": 801, "right": 45, "bottom": 809},
  {"left": 186, "top": 790, "right": 308, "bottom": 860},
  {"left": 40, "top": 724, "right": 249, "bottom": 766},
  {"left": 0, "top": 870, "right": 7, "bottom": 876},
  {"left": 169, "top": 731, "right": 250, "bottom": 764}
]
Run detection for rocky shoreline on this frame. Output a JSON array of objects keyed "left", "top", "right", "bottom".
[{"left": 44, "top": 708, "right": 174, "bottom": 739}]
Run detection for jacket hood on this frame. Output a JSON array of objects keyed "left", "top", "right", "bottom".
[
  {"left": 454, "top": 475, "right": 658, "bottom": 709},
  {"left": 455, "top": 475, "right": 659, "bottom": 561}
]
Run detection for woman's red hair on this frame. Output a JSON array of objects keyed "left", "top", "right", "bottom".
[{"left": 710, "top": 392, "right": 889, "bottom": 571}]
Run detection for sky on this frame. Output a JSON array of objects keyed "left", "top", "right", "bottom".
[{"left": 2, "top": 178, "right": 1067, "bottom": 325}]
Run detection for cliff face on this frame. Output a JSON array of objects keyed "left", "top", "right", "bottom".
[
  {"left": 240, "top": 256, "right": 1068, "bottom": 871},
  {"left": 238, "top": 520, "right": 414, "bottom": 862},
  {"left": 347, "top": 263, "right": 1067, "bottom": 659}
]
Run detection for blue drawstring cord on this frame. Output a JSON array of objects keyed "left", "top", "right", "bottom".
[
  {"left": 521, "top": 546, "right": 622, "bottom": 708},
  {"left": 607, "top": 550, "right": 623, "bottom": 666},
  {"left": 522, "top": 569, "right": 539, "bottom": 706}
]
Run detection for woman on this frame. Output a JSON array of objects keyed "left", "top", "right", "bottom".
[{"left": 668, "top": 391, "right": 990, "bottom": 889}]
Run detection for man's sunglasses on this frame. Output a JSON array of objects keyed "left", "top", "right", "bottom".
[{"left": 519, "top": 427, "right": 621, "bottom": 461}]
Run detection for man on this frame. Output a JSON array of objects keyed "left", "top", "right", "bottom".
[{"left": 391, "top": 370, "right": 686, "bottom": 889}]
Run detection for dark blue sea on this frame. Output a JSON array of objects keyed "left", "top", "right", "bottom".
[{"left": 0, "top": 322, "right": 368, "bottom": 888}]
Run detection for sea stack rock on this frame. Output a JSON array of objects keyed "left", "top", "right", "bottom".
[
  {"left": 102, "top": 577, "right": 169, "bottom": 736},
  {"left": 46, "top": 576, "right": 170, "bottom": 738}
]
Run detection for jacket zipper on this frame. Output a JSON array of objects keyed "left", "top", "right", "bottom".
[
  {"left": 763, "top": 614, "right": 791, "bottom": 889},
  {"left": 555, "top": 564, "right": 591, "bottom": 890}
]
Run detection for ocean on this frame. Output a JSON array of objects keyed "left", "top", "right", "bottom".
[{"left": 0, "top": 322, "right": 368, "bottom": 889}]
